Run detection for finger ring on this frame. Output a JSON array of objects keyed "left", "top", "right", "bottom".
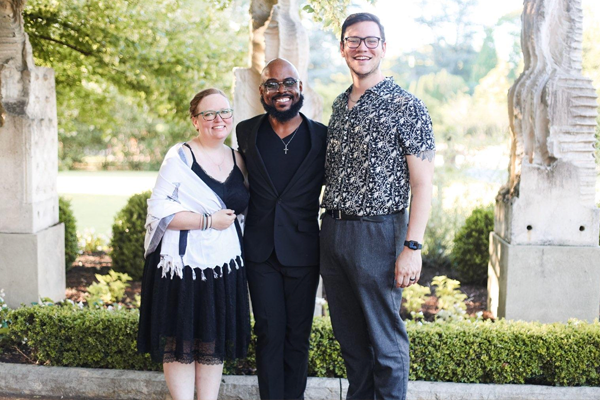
[{"left": 409, "top": 277, "right": 416, "bottom": 281}]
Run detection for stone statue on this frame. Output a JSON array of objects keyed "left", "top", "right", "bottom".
[
  {"left": 0, "top": 0, "right": 65, "bottom": 308},
  {"left": 499, "top": 0, "right": 599, "bottom": 245},
  {"left": 233, "top": 0, "right": 322, "bottom": 134},
  {"left": 489, "top": 0, "right": 600, "bottom": 323}
]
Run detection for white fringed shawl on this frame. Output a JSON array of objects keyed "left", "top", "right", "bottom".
[{"left": 144, "top": 143, "right": 243, "bottom": 281}]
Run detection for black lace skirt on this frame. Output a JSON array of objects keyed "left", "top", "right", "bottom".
[{"left": 137, "top": 244, "right": 251, "bottom": 364}]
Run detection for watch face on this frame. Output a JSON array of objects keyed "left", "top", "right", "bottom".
[{"left": 405, "top": 240, "right": 421, "bottom": 250}]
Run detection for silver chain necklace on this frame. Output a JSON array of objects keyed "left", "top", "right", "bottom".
[{"left": 277, "top": 124, "right": 301, "bottom": 155}]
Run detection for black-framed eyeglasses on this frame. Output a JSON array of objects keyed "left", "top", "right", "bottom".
[
  {"left": 261, "top": 78, "right": 300, "bottom": 93},
  {"left": 193, "top": 108, "right": 234, "bottom": 121},
  {"left": 344, "top": 36, "right": 382, "bottom": 49}
]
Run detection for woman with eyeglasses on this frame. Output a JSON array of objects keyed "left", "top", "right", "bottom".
[{"left": 137, "top": 88, "right": 250, "bottom": 400}]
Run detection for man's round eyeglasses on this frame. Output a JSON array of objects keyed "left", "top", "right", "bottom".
[
  {"left": 194, "top": 108, "right": 234, "bottom": 121},
  {"left": 262, "top": 78, "right": 300, "bottom": 93},
  {"left": 344, "top": 36, "right": 382, "bottom": 49}
]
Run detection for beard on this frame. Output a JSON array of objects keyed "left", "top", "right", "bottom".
[{"left": 261, "top": 93, "right": 304, "bottom": 123}]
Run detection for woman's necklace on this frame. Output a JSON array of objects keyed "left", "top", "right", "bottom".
[
  {"left": 277, "top": 124, "right": 301, "bottom": 155},
  {"left": 195, "top": 140, "right": 226, "bottom": 171}
]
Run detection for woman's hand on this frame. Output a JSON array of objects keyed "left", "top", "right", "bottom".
[{"left": 210, "top": 209, "right": 236, "bottom": 230}]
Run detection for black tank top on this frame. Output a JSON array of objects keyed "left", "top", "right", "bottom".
[{"left": 182, "top": 143, "right": 249, "bottom": 215}]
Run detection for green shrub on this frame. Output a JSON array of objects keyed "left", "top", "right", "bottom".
[
  {"left": 59, "top": 196, "right": 78, "bottom": 270},
  {"left": 6, "top": 304, "right": 158, "bottom": 371},
  {"left": 308, "top": 317, "right": 346, "bottom": 378},
  {"left": 87, "top": 271, "right": 132, "bottom": 306},
  {"left": 451, "top": 205, "right": 494, "bottom": 285},
  {"left": 432, "top": 275, "right": 467, "bottom": 313},
  {"left": 402, "top": 284, "right": 431, "bottom": 314},
  {"left": 78, "top": 228, "right": 109, "bottom": 254},
  {"left": 111, "top": 191, "right": 151, "bottom": 280},
  {"left": 409, "top": 319, "right": 600, "bottom": 386},
  {"left": 5, "top": 304, "right": 600, "bottom": 386}
]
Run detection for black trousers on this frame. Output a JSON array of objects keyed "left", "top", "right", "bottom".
[{"left": 246, "top": 251, "right": 320, "bottom": 400}]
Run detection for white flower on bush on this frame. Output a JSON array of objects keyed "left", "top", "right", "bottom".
[{"left": 77, "top": 228, "right": 110, "bottom": 254}]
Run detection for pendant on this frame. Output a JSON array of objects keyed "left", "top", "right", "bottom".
[{"left": 284, "top": 145, "right": 289, "bottom": 155}]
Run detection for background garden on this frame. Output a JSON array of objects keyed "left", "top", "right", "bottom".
[{"left": 1, "top": 0, "right": 599, "bottom": 385}]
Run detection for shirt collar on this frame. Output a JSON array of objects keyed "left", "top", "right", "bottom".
[{"left": 344, "top": 76, "right": 394, "bottom": 98}]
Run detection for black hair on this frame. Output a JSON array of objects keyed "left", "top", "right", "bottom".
[{"left": 340, "top": 12, "right": 386, "bottom": 43}]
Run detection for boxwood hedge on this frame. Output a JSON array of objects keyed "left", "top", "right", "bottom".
[{"left": 4, "top": 305, "right": 600, "bottom": 386}]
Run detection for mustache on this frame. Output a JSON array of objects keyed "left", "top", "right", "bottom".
[{"left": 272, "top": 93, "right": 293, "bottom": 100}]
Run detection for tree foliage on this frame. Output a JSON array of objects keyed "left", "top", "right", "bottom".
[
  {"left": 24, "top": 0, "right": 249, "bottom": 168},
  {"left": 302, "top": 0, "right": 376, "bottom": 34}
]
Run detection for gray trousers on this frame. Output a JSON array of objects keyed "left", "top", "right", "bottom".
[{"left": 320, "top": 212, "right": 410, "bottom": 400}]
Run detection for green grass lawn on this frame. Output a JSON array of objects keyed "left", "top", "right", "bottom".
[
  {"left": 58, "top": 171, "right": 157, "bottom": 236},
  {"left": 60, "top": 193, "right": 129, "bottom": 236}
]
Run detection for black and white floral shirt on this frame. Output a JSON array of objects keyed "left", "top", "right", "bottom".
[{"left": 322, "top": 77, "right": 435, "bottom": 216}]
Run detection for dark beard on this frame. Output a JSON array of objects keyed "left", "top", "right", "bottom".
[{"left": 261, "top": 93, "right": 304, "bottom": 122}]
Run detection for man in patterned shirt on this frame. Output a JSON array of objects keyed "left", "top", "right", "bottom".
[{"left": 320, "top": 12, "right": 435, "bottom": 400}]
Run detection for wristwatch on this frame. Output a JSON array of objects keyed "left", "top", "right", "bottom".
[{"left": 404, "top": 240, "right": 423, "bottom": 250}]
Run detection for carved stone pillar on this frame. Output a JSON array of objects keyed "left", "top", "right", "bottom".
[
  {"left": 0, "top": 0, "right": 65, "bottom": 308},
  {"left": 232, "top": 0, "right": 322, "bottom": 142},
  {"left": 489, "top": 0, "right": 600, "bottom": 323}
]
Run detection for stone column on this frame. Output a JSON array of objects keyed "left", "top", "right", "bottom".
[
  {"left": 232, "top": 0, "right": 322, "bottom": 136},
  {"left": 0, "top": 0, "right": 65, "bottom": 308},
  {"left": 489, "top": 0, "right": 600, "bottom": 323}
]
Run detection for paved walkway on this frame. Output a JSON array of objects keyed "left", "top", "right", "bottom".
[{"left": 2, "top": 362, "right": 600, "bottom": 400}]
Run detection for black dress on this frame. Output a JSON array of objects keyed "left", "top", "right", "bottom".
[{"left": 137, "top": 144, "right": 251, "bottom": 365}]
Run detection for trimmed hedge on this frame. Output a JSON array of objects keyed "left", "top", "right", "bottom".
[
  {"left": 110, "top": 191, "right": 151, "bottom": 280},
  {"left": 58, "top": 196, "right": 78, "bottom": 270},
  {"left": 4, "top": 305, "right": 600, "bottom": 386}
]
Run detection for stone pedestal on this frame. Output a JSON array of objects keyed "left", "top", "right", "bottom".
[
  {"left": 0, "top": 1, "right": 65, "bottom": 307},
  {"left": 0, "top": 224, "right": 65, "bottom": 308},
  {"left": 488, "top": 233, "right": 600, "bottom": 323},
  {"left": 489, "top": 0, "right": 600, "bottom": 322}
]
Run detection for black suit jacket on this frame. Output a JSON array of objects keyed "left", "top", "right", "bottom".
[{"left": 236, "top": 113, "right": 326, "bottom": 267}]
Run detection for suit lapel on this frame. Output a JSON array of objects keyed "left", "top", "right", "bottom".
[
  {"left": 280, "top": 113, "right": 321, "bottom": 198},
  {"left": 248, "top": 114, "right": 278, "bottom": 197}
]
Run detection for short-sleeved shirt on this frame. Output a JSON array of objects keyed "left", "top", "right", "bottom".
[{"left": 322, "top": 77, "right": 435, "bottom": 216}]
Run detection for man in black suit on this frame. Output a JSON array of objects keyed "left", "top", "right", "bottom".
[{"left": 236, "top": 58, "right": 326, "bottom": 400}]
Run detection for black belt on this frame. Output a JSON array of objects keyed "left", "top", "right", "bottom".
[{"left": 324, "top": 209, "right": 404, "bottom": 222}]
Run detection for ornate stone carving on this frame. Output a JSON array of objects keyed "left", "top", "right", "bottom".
[
  {"left": 233, "top": 0, "right": 322, "bottom": 136},
  {"left": 498, "top": 0, "right": 599, "bottom": 246},
  {"left": 0, "top": 0, "right": 64, "bottom": 308},
  {"left": 0, "top": 0, "right": 59, "bottom": 234}
]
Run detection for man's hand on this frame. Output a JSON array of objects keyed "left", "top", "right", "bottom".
[{"left": 394, "top": 249, "right": 422, "bottom": 288}]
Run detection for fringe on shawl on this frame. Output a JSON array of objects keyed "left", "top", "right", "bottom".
[{"left": 157, "top": 254, "right": 244, "bottom": 281}]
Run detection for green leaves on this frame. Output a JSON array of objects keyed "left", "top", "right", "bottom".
[
  {"left": 24, "top": 0, "right": 249, "bottom": 169},
  {"left": 58, "top": 196, "right": 78, "bottom": 270},
  {"left": 110, "top": 191, "right": 151, "bottom": 280},
  {"left": 451, "top": 205, "right": 494, "bottom": 284},
  {"left": 4, "top": 304, "right": 600, "bottom": 386},
  {"left": 87, "top": 271, "right": 133, "bottom": 306}
]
